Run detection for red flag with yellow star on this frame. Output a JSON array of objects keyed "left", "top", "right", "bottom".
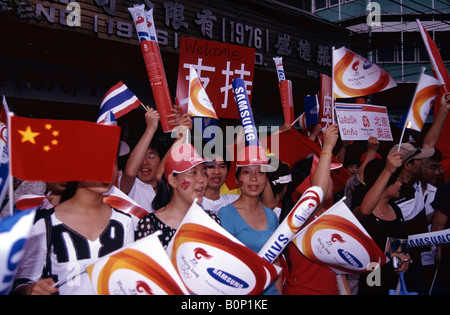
[{"left": 10, "top": 115, "right": 121, "bottom": 182}]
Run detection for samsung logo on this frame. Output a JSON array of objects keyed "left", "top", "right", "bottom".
[
  {"left": 207, "top": 268, "right": 249, "bottom": 289},
  {"left": 338, "top": 249, "right": 363, "bottom": 268}
]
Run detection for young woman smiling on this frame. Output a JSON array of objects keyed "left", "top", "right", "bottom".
[
  {"left": 135, "top": 143, "right": 220, "bottom": 249},
  {"left": 218, "top": 144, "right": 280, "bottom": 295}
]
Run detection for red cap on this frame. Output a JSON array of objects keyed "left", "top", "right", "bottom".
[
  {"left": 164, "top": 143, "right": 206, "bottom": 179},
  {"left": 236, "top": 145, "right": 273, "bottom": 171}
]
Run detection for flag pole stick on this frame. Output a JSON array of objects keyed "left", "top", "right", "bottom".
[
  {"left": 140, "top": 103, "right": 149, "bottom": 112},
  {"left": 398, "top": 67, "right": 426, "bottom": 151},
  {"left": 397, "top": 124, "right": 407, "bottom": 152},
  {"left": 331, "top": 46, "right": 336, "bottom": 125},
  {"left": 7, "top": 112, "right": 14, "bottom": 217}
]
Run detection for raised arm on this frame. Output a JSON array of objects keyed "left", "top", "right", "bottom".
[
  {"left": 358, "top": 136, "right": 380, "bottom": 182},
  {"left": 423, "top": 93, "right": 450, "bottom": 149},
  {"left": 355, "top": 151, "right": 403, "bottom": 220},
  {"left": 311, "top": 124, "right": 339, "bottom": 194},
  {"left": 120, "top": 108, "right": 160, "bottom": 194}
]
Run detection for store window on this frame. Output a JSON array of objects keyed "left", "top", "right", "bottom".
[
  {"left": 315, "top": 0, "right": 327, "bottom": 10},
  {"left": 377, "top": 46, "right": 395, "bottom": 63},
  {"left": 314, "top": 0, "right": 355, "bottom": 11}
]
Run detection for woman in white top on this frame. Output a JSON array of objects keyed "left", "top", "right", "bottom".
[{"left": 14, "top": 166, "right": 135, "bottom": 295}]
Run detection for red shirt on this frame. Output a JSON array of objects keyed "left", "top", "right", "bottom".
[{"left": 283, "top": 243, "right": 338, "bottom": 295}]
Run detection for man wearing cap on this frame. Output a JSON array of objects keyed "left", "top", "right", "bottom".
[{"left": 389, "top": 142, "right": 434, "bottom": 294}]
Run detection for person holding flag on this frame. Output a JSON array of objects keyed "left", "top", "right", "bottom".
[
  {"left": 282, "top": 124, "right": 342, "bottom": 295},
  {"left": 13, "top": 162, "right": 135, "bottom": 295},
  {"left": 354, "top": 151, "right": 411, "bottom": 295},
  {"left": 119, "top": 108, "right": 162, "bottom": 213}
]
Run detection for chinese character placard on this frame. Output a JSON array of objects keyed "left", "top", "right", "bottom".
[
  {"left": 335, "top": 103, "right": 393, "bottom": 141},
  {"left": 176, "top": 37, "right": 255, "bottom": 119}
]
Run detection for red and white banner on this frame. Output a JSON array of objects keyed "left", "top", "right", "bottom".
[
  {"left": 259, "top": 186, "right": 324, "bottom": 263},
  {"left": 176, "top": 37, "right": 255, "bottom": 119},
  {"left": 273, "top": 57, "right": 295, "bottom": 125},
  {"left": 417, "top": 19, "right": 449, "bottom": 91},
  {"left": 335, "top": 103, "right": 393, "bottom": 141},
  {"left": 319, "top": 74, "right": 333, "bottom": 130},
  {"left": 129, "top": 5, "right": 173, "bottom": 132},
  {"left": 87, "top": 233, "right": 189, "bottom": 295},
  {"left": 293, "top": 199, "right": 387, "bottom": 274},
  {"left": 166, "top": 199, "right": 280, "bottom": 295},
  {"left": 102, "top": 186, "right": 149, "bottom": 228},
  {"left": 333, "top": 46, "right": 397, "bottom": 98}
]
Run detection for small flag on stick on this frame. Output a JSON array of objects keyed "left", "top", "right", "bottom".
[{"left": 97, "top": 82, "right": 141, "bottom": 123}]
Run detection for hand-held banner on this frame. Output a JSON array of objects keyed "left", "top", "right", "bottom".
[
  {"left": 407, "top": 228, "right": 450, "bottom": 248},
  {"left": 102, "top": 186, "right": 150, "bottom": 229},
  {"left": 335, "top": 103, "right": 393, "bottom": 141},
  {"left": 176, "top": 37, "right": 255, "bottom": 119},
  {"left": 399, "top": 70, "right": 441, "bottom": 132},
  {"left": 129, "top": 5, "right": 173, "bottom": 133},
  {"left": 273, "top": 57, "right": 295, "bottom": 125},
  {"left": 232, "top": 78, "right": 258, "bottom": 147},
  {"left": 292, "top": 199, "right": 387, "bottom": 274},
  {"left": 416, "top": 19, "right": 450, "bottom": 93},
  {"left": 166, "top": 200, "right": 280, "bottom": 295},
  {"left": 188, "top": 66, "right": 218, "bottom": 120},
  {"left": 258, "top": 186, "right": 324, "bottom": 263},
  {"left": 0, "top": 96, "right": 9, "bottom": 210},
  {"left": 0, "top": 210, "right": 36, "bottom": 295},
  {"left": 87, "top": 233, "right": 189, "bottom": 295},
  {"left": 333, "top": 46, "right": 397, "bottom": 98}
]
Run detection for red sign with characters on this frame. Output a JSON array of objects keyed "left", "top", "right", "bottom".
[{"left": 176, "top": 37, "right": 255, "bottom": 119}]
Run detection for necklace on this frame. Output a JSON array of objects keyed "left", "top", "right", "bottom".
[{"left": 375, "top": 206, "right": 386, "bottom": 217}]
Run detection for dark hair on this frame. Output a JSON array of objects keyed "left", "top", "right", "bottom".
[
  {"left": 203, "top": 143, "right": 232, "bottom": 170},
  {"left": 267, "top": 157, "right": 291, "bottom": 196},
  {"left": 351, "top": 158, "right": 401, "bottom": 210},
  {"left": 279, "top": 156, "right": 313, "bottom": 222},
  {"left": 151, "top": 174, "right": 173, "bottom": 210},
  {"left": 60, "top": 181, "right": 79, "bottom": 203},
  {"left": 430, "top": 147, "right": 443, "bottom": 163},
  {"left": 364, "top": 158, "right": 400, "bottom": 189},
  {"left": 148, "top": 138, "right": 165, "bottom": 159}
]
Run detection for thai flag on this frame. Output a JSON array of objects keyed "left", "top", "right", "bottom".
[{"left": 97, "top": 82, "right": 141, "bottom": 123}]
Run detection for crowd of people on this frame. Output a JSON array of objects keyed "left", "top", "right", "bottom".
[{"left": 3, "top": 92, "right": 450, "bottom": 295}]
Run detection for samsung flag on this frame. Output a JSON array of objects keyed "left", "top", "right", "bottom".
[{"left": 0, "top": 210, "right": 36, "bottom": 295}]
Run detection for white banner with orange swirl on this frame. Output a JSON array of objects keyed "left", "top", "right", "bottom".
[
  {"left": 187, "top": 66, "right": 218, "bottom": 120},
  {"left": 333, "top": 46, "right": 397, "bottom": 98},
  {"left": 166, "top": 200, "right": 280, "bottom": 295},
  {"left": 403, "top": 72, "right": 441, "bottom": 132},
  {"left": 292, "top": 199, "right": 386, "bottom": 274},
  {"left": 87, "top": 233, "right": 189, "bottom": 295},
  {"left": 258, "top": 186, "right": 324, "bottom": 263}
]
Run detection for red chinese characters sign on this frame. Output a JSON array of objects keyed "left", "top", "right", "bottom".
[
  {"left": 335, "top": 103, "right": 393, "bottom": 141},
  {"left": 176, "top": 37, "right": 255, "bottom": 119}
]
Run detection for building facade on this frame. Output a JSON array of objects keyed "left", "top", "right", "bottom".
[
  {"left": 0, "top": 0, "right": 349, "bottom": 142},
  {"left": 311, "top": 0, "right": 450, "bottom": 124}
]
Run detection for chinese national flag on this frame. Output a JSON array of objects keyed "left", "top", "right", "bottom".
[{"left": 10, "top": 115, "right": 121, "bottom": 183}]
